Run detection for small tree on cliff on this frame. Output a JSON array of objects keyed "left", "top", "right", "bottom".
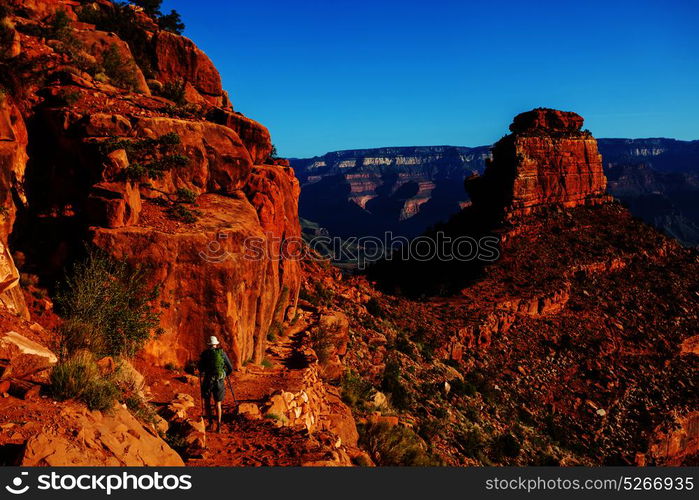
[
  {"left": 131, "top": 0, "right": 185, "bottom": 34},
  {"left": 55, "top": 250, "right": 162, "bottom": 358},
  {"left": 157, "top": 10, "right": 184, "bottom": 34}
]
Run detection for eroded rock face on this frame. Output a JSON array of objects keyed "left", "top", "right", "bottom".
[
  {"left": 0, "top": 99, "right": 28, "bottom": 318},
  {"left": 152, "top": 31, "right": 224, "bottom": 105},
  {"left": 73, "top": 28, "right": 151, "bottom": 95},
  {"left": 467, "top": 108, "right": 609, "bottom": 218},
  {"left": 208, "top": 109, "right": 273, "bottom": 165},
  {"left": 91, "top": 193, "right": 297, "bottom": 368}
]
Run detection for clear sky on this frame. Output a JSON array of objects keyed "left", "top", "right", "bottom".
[{"left": 162, "top": 0, "right": 698, "bottom": 158}]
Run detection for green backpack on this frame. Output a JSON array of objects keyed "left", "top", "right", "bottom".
[{"left": 210, "top": 348, "right": 226, "bottom": 380}]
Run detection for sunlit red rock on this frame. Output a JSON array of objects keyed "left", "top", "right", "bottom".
[{"left": 468, "top": 108, "right": 609, "bottom": 218}]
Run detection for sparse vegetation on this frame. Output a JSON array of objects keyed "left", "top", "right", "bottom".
[
  {"left": 55, "top": 249, "right": 162, "bottom": 358},
  {"left": 299, "top": 281, "right": 335, "bottom": 307},
  {"left": 309, "top": 322, "right": 338, "bottom": 365},
  {"left": 175, "top": 187, "right": 197, "bottom": 204},
  {"left": 365, "top": 297, "right": 385, "bottom": 317},
  {"left": 101, "top": 43, "right": 141, "bottom": 91},
  {"left": 103, "top": 132, "right": 189, "bottom": 182},
  {"left": 132, "top": 0, "right": 185, "bottom": 34},
  {"left": 358, "top": 421, "right": 442, "bottom": 466},
  {"left": 167, "top": 203, "right": 201, "bottom": 223},
  {"left": 381, "top": 357, "right": 411, "bottom": 410},
  {"left": 55, "top": 89, "right": 81, "bottom": 106},
  {"left": 340, "top": 369, "right": 373, "bottom": 409},
  {"left": 267, "top": 320, "right": 282, "bottom": 342},
  {"left": 77, "top": 3, "right": 154, "bottom": 78},
  {"left": 124, "top": 394, "right": 159, "bottom": 425},
  {"left": 157, "top": 10, "right": 185, "bottom": 35},
  {"left": 160, "top": 79, "right": 186, "bottom": 104},
  {"left": 50, "top": 351, "right": 120, "bottom": 412}
]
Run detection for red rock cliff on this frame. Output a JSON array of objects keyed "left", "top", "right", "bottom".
[{"left": 0, "top": 0, "right": 300, "bottom": 367}]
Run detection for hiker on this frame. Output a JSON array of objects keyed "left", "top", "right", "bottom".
[{"left": 198, "top": 336, "right": 233, "bottom": 433}]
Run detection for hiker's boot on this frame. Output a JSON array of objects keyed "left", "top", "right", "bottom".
[{"left": 215, "top": 421, "right": 221, "bottom": 433}]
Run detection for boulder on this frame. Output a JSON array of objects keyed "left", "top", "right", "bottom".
[
  {"left": 21, "top": 405, "right": 184, "bottom": 466},
  {"left": 152, "top": 31, "right": 223, "bottom": 105},
  {"left": 237, "top": 402, "right": 261, "bottom": 419},
  {"left": 207, "top": 109, "right": 273, "bottom": 164},
  {"left": 680, "top": 335, "right": 699, "bottom": 356},
  {"left": 86, "top": 181, "right": 142, "bottom": 228},
  {"left": 0, "top": 331, "right": 57, "bottom": 380},
  {"left": 159, "top": 393, "right": 196, "bottom": 420},
  {"left": 92, "top": 193, "right": 294, "bottom": 368}
]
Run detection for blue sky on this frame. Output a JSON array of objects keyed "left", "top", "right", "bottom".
[{"left": 162, "top": 0, "right": 698, "bottom": 157}]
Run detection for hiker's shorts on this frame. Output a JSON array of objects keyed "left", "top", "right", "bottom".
[{"left": 201, "top": 378, "right": 226, "bottom": 402}]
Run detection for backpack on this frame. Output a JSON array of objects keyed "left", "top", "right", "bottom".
[{"left": 204, "top": 348, "right": 226, "bottom": 380}]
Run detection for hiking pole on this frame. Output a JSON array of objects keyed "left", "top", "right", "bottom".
[
  {"left": 199, "top": 375, "right": 207, "bottom": 423},
  {"left": 225, "top": 375, "right": 237, "bottom": 406}
]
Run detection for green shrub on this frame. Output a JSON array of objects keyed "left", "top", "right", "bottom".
[
  {"left": 455, "top": 423, "right": 487, "bottom": 459},
  {"left": 160, "top": 79, "right": 186, "bottom": 104},
  {"left": 101, "top": 43, "right": 140, "bottom": 90},
  {"left": 381, "top": 358, "right": 411, "bottom": 410},
  {"left": 132, "top": 1, "right": 185, "bottom": 34},
  {"left": 267, "top": 320, "right": 282, "bottom": 342},
  {"left": 157, "top": 10, "right": 184, "bottom": 34},
  {"left": 125, "top": 395, "right": 158, "bottom": 425},
  {"left": 56, "top": 90, "right": 81, "bottom": 106},
  {"left": 359, "top": 422, "right": 442, "bottom": 466},
  {"left": 309, "top": 323, "right": 337, "bottom": 365},
  {"left": 102, "top": 133, "right": 189, "bottom": 182},
  {"left": 490, "top": 432, "right": 521, "bottom": 460},
  {"left": 77, "top": 3, "right": 154, "bottom": 78},
  {"left": 175, "top": 187, "right": 197, "bottom": 204},
  {"left": 50, "top": 351, "right": 120, "bottom": 412},
  {"left": 167, "top": 203, "right": 201, "bottom": 223},
  {"left": 133, "top": 0, "right": 163, "bottom": 17},
  {"left": 340, "top": 370, "right": 373, "bottom": 408},
  {"left": 55, "top": 250, "right": 161, "bottom": 358},
  {"left": 48, "top": 9, "right": 72, "bottom": 40}
]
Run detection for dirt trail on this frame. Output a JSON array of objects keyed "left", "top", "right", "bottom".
[{"left": 137, "top": 311, "right": 339, "bottom": 466}]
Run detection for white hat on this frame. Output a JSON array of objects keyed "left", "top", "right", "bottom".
[{"left": 207, "top": 336, "right": 220, "bottom": 346}]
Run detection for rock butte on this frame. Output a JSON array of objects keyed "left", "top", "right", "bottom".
[{"left": 467, "top": 108, "right": 610, "bottom": 218}]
